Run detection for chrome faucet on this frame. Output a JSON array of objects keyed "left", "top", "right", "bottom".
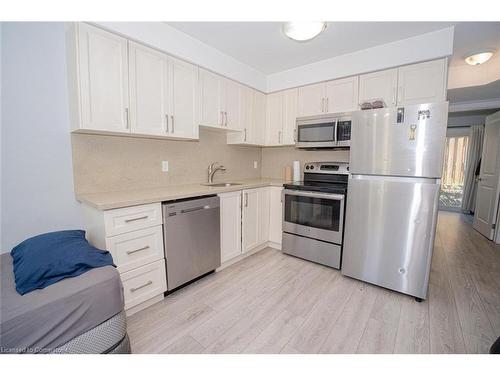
[{"left": 207, "top": 162, "right": 226, "bottom": 184}]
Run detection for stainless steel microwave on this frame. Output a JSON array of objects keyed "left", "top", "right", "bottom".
[{"left": 295, "top": 113, "right": 352, "bottom": 149}]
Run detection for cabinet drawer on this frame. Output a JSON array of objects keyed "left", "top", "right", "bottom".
[
  {"left": 104, "top": 203, "right": 162, "bottom": 236},
  {"left": 121, "top": 259, "right": 167, "bottom": 310},
  {"left": 106, "top": 225, "right": 164, "bottom": 273}
]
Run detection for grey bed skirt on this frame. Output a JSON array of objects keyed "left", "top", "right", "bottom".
[{"left": 51, "top": 311, "right": 130, "bottom": 354}]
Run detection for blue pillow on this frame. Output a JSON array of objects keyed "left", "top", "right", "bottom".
[{"left": 11, "top": 230, "right": 114, "bottom": 295}]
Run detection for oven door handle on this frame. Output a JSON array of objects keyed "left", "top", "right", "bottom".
[
  {"left": 334, "top": 118, "right": 338, "bottom": 143},
  {"left": 282, "top": 189, "right": 345, "bottom": 201}
]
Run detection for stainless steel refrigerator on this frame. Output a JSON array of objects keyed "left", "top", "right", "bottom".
[{"left": 341, "top": 102, "right": 449, "bottom": 300}]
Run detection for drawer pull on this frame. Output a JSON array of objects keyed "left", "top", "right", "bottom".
[
  {"left": 126, "top": 245, "right": 150, "bottom": 255},
  {"left": 130, "top": 280, "right": 153, "bottom": 293},
  {"left": 124, "top": 215, "right": 148, "bottom": 223}
]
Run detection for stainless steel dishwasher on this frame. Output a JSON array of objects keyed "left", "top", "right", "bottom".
[{"left": 162, "top": 195, "right": 221, "bottom": 291}]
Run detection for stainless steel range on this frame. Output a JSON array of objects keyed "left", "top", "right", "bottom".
[{"left": 282, "top": 162, "right": 349, "bottom": 269}]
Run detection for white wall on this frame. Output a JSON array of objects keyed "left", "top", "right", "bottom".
[{"left": 1, "top": 22, "right": 83, "bottom": 252}]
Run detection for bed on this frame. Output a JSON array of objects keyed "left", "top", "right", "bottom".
[{"left": 0, "top": 253, "right": 130, "bottom": 354}]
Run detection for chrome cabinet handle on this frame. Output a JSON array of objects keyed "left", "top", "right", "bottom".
[
  {"left": 244, "top": 128, "right": 247, "bottom": 142},
  {"left": 130, "top": 280, "right": 152, "bottom": 293},
  {"left": 326, "top": 98, "right": 329, "bottom": 112},
  {"left": 293, "top": 128, "right": 297, "bottom": 142},
  {"left": 165, "top": 114, "right": 169, "bottom": 133},
  {"left": 321, "top": 98, "right": 325, "bottom": 112},
  {"left": 278, "top": 130, "right": 282, "bottom": 144},
  {"left": 171, "top": 115, "right": 174, "bottom": 133},
  {"left": 224, "top": 111, "right": 228, "bottom": 127},
  {"left": 245, "top": 192, "right": 248, "bottom": 207},
  {"left": 220, "top": 111, "right": 224, "bottom": 127},
  {"left": 126, "top": 245, "right": 150, "bottom": 255},
  {"left": 124, "top": 215, "right": 148, "bottom": 223},
  {"left": 125, "top": 108, "right": 130, "bottom": 129}
]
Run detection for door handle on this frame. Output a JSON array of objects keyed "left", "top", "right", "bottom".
[
  {"left": 244, "top": 128, "right": 247, "bottom": 142},
  {"left": 126, "top": 245, "right": 150, "bottom": 255},
  {"left": 326, "top": 98, "right": 329, "bottom": 112},
  {"left": 165, "top": 114, "right": 169, "bottom": 133},
  {"left": 125, "top": 215, "right": 148, "bottom": 223},
  {"left": 224, "top": 111, "right": 228, "bottom": 127},
  {"left": 278, "top": 130, "right": 282, "bottom": 144},
  {"left": 171, "top": 115, "right": 174, "bottom": 133},
  {"left": 245, "top": 192, "right": 248, "bottom": 207},
  {"left": 321, "top": 98, "right": 325, "bottom": 113},
  {"left": 125, "top": 108, "right": 130, "bottom": 129},
  {"left": 130, "top": 280, "right": 153, "bottom": 293}
]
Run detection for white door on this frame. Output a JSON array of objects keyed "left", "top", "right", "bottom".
[
  {"left": 282, "top": 88, "right": 298, "bottom": 145},
  {"left": 473, "top": 111, "right": 500, "bottom": 239},
  {"left": 258, "top": 188, "right": 270, "bottom": 245},
  {"left": 265, "top": 92, "right": 284, "bottom": 146},
  {"left": 128, "top": 42, "right": 168, "bottom": 136},
  {"left": 219, "top": 191, "right": 242, "bottom": 263},
  {"left": 358, "top": 68, "right": 398, "bottom": 108},
  {"left": 269, "top": 187, "right": 284, "bottom": 245},
  {"left": 397, "top": 59, "right": 447, "bottom": 106},
  {"left": 252, "top": 91, "right": 266, "bottom": 145},
  {"left": 199, "top": 69, "right": 223, "bottom": 128},
  {"left": 169, "top": 57, "right": 199, "bottom": 139},
  {"left": 324, "top": 76, "right": 359, "bottom": 113},
  {"left": 297, "top": 82, "right": 325, "bottom": 117},
  {"left": 242, "top": 189, "right": 260, "bottom": 252},
  {"left": 78, "top": 23, "right": 129, "bottom": 132},
  {"left": 224, "top": 79, "right": 242, "bottom": 131}
]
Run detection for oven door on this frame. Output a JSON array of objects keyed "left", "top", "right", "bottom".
[
  {"left": 295, "top": 118, "right": 337, "bottom": 148},
  {"left": 282, "top": 189, "right": 345, "bottom": 244},
  {"left": 336, "top": 118, "right": 351, "bottom": 147}
]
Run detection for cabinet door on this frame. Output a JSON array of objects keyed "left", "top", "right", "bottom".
[
  {"left": 78, "top": 23, "right": 129, "bottom": 132},
  {"left": 169, "top": 57, "right": 199, "bottom": 139},
  {"left": 242, "top": 189, "right": 260, "bottom": 253},
  {"left": 129, "top": 42, "right": 169, "bottom": 136},
  {"left": 252, "top": 90, "right": 267, "bottom": 145},
  {"left": 265, "top": 92, "right": 284, "bottom": 146},
  {"left": 324, "top": 76, "right": 359, "bottom": 113},
  {"left": 258, "top": 188, "right": 270, "bottom": 245},
  {"left": 227, "top": 86, "right": 253, "bottom": 144},
  {"left": 224, "top": 79, "right": 242, "bottom": 131},
  {"left": 199, "top": 69, "right": 223, "bottom": 128},
  {"left": 219, "top": 192, "right": 242, "bottom": 263},
  {"left": 269, "top": 187, "right": 284, "bottom": 245},
  {"left": 359, "top": 68, "right": 398, "bottom": 108},
  {"left": 297, "top": 83, "right": 324, "bottom": 117},
  {"left": 282, "top": 88, "right": 298, "bottom": 145},
  {"left": 397, "top": 59, "right": 447, "bottom": 106}
]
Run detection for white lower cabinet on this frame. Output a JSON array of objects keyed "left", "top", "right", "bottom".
[
  {"left": 242, "top": 188, "right": 260, "bottom": 253},
  {"left": 219, "top": 191, "right": 242, "bottom": 263},
  {"left": 81, "top": 202, "right": 167, "bottom": 315},
  {"left": 269, "top": 187, "right": 283, "bottom": 246}
]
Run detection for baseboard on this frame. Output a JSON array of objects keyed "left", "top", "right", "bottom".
[
  {"left": 267, "top": 241, "right": 282, "bottom": 251},
  {"left": 125, "top": 293, "right": 164, "bottom": 317}
]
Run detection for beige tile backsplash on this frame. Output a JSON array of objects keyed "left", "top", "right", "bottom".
[
  {"left": 71, "top": 129, "right": 262, "bottom": 195},
  {"left": 261, "top": 147, "right": 350, "bottom": 179},
  {"left": 71, "top": 129, "right": 350, "bottom": 195}
]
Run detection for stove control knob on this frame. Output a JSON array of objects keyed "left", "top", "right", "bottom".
[
  {"left": 305, "top": 166, "right": 310, "bottom": 170},
  {"left": 310, "top": 165, "right": 314, "bottom": 170}
]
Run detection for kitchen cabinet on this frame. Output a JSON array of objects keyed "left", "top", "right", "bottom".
[
  {"left": 199, "top": 69, "right": 241, "bottom": 131},
  {"left": 129, "top": 42, "right": 169, "bottom": 136},
  {"left": 358, "top": 68, "right": 398, "bottom": 108},
  {"left": 264, "top": 88, "right": 297, "bottom": 146},
  {"left": 297, "top": 77, "right": 358, "bottom": 117},
  {"left": 252, "top": 91, "right": 267, "bottom": 145},
  {"left": 242, "top": 188, "right": 260, "bottom": 253},
  {"left": 76, "top": 23, "right": 130, "bottom": 132},
  {"left": 268, "top": 187, "right": 283, "bottom": 246},
  {"left": 397, "top": 59, "right": 447, "bottom": 105},
  {"left": 258, "top": 187, "right": 270, "bottom": 245},
  {"left": 219, "top": 191, "right": 242, "bottom": 263}
]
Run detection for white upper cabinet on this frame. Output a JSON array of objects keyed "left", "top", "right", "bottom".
[
  {"left": 265, "top": 92, "right": 284, "bottom": 146},
  {"left": 129, "top": 42, "right": 169, "bottom": 136},
  {"left": 297, "top": 82, "right": 325, "bottom": 117},
  {"left": 324, "top": 76, "right": 359, "bottom": 113},
  {"left": 77, "top": 23, "right": 129, "bottom": 132},
  {"left": 397, "top": 59, "right": 447, "bottom": 105},
  {"left": 282, "top": 88, "right": 298, "bottom": 145},
  {"left": 169, "top": 57, "right": 199, "bottom": 139},
  {"left": 252, "top": 91, "right": 267, "bottom": 145},
  {"left": 359, "top": 68, "right": 398, "bottom": 108},
  {"left": 199, "top": 69, "right": 223, "bottom": 128},
  {"left": 223, "top": 79, "right": 242, "bottom": 131}
]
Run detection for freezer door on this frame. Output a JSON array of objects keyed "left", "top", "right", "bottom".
[
  {"left": 341, "top": 175, "right": 440, "bottom": 299},
  {"left": 350, "top": 102, "right": 448, "bottom": 178}
]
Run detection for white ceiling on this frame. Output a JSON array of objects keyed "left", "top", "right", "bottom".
[
  {"left": 168, "top": 22, "right": 457, "bottom": 74},
  {"left": 168, "top": 21, "right": 500, "bottom": 74}
]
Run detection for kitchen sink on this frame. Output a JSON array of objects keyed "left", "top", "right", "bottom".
[{"left": 202, "top": 182, "right": 243, "bottom": 187}]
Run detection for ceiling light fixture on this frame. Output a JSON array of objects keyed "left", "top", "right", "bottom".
[
  {"left": 283, "top": 22, "right": 327, "bottom": 42},
  {"left": 465, "top": 51, "right": 494, "bottom": 66}
]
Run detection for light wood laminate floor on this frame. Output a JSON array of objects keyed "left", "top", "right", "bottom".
[{"left": 127, "top": 212, "right": 500, "bottom": 354}]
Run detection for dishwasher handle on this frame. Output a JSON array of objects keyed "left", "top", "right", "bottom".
[{"left": 180, "top": 205, "right": 211, "bottom": 214}]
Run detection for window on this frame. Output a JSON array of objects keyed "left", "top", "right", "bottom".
[{"left": 439, "top": 135, "right": 469, "bottom": 210}]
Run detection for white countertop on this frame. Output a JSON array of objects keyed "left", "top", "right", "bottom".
[{"left": 77, "top": 178, "right": 287, "bottom": 210}]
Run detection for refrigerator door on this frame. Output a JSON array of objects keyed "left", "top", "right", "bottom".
[
  {"left": 350, "top": 102, "right": 448, "bottom": 178},
  {"left": 341, "top": 175, "right": 440, "bottom": 299}
]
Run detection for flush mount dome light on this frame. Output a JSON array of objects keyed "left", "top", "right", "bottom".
[
  {"left": 465, "top": 51, "right": 494, "bottom": 65},
  {"left": 283, "top": 22, "right": 327, "bottom": 41}
]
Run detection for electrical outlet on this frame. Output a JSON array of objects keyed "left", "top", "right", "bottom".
[
  {"left": 162, "top": 161, "right": 169, "bottom": 172},
  {"left": 253, "top": 161, "right": 258, "bottom": 169}
]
